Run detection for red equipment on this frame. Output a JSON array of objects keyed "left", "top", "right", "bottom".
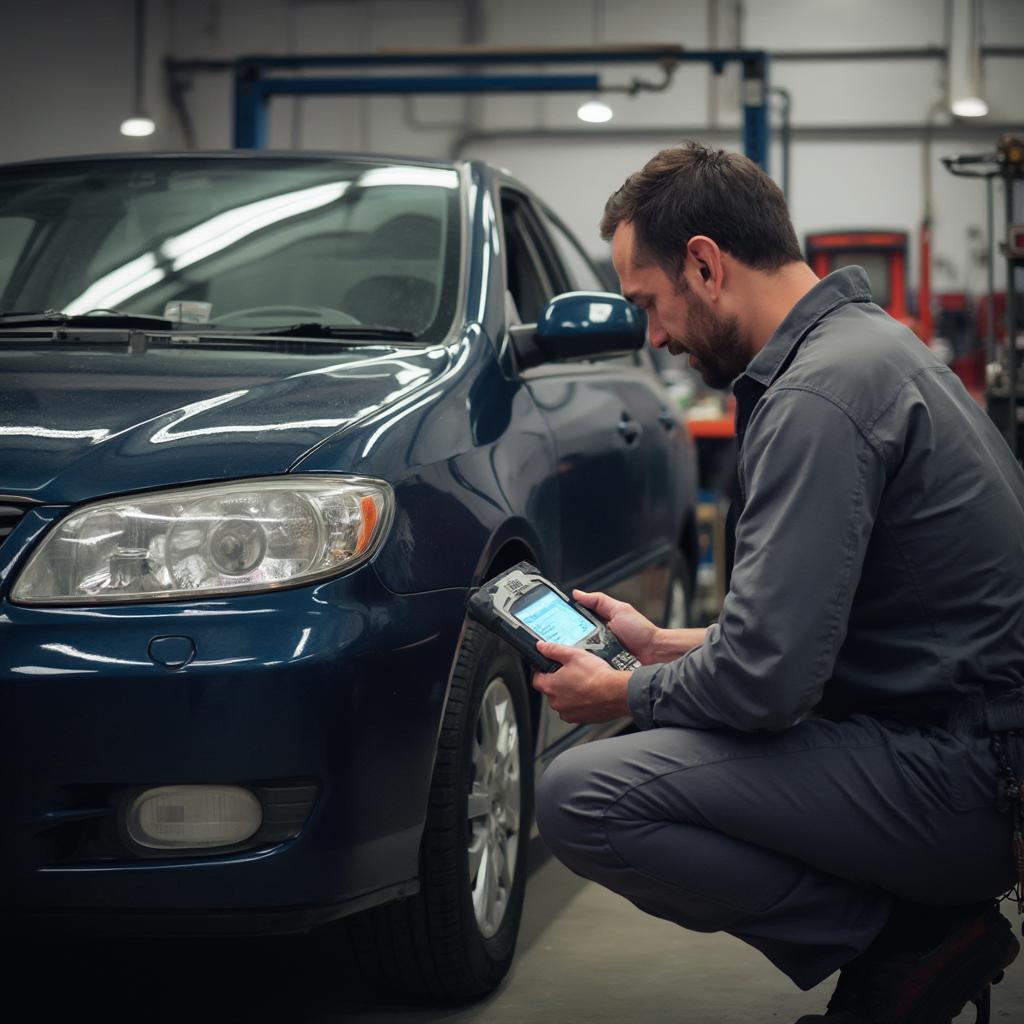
[{"left": 806, "top": 230, "right": 920, "bottom": 336}]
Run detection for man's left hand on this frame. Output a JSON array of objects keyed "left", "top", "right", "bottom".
[{"left": 531, "top": 641, "right": 633, "bottom": 724}]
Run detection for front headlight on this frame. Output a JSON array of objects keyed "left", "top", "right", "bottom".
[{"left": 11, "top": 475, "right": 392, "bottom": 605}]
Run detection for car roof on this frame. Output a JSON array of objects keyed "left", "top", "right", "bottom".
[
  {"left": 0, "top": 151, "right": 538, "bottom": 202},
  {"left": 0, "top": 150, "right": 464, "bottom": 171}
]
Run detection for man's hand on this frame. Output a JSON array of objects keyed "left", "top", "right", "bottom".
[
  {"left": 574, "top": 588, "right": 706, "bottom": 663},
  {"left": 531, "top": 641, "right": 632, "bottom": 724},
  {"left": 572, "top": 589, "right": 661, "bottom": 664}
]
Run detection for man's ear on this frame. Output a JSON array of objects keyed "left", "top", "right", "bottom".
[{"left": 687, "top": 235, "right": 723, "bottom": 295}]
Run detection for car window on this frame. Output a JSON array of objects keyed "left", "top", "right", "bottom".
[
  {"left": 526, "top": 199, "right": 640, "bottom": 368},
  {"left": 0, "top": 216, "right": 36, "bottom": 303},
  {"left": 536, "top": 208, "right": 606, "bottom": 293},
  {"left": 499, "top": 193, "right": 556, "bottom": 325},
  {"left": 508, "top": 198, "right": 637, "bottom": 369}
]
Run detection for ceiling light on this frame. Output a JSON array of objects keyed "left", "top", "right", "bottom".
[
  {"left": 948, "top": 0, "right": 988, "bottom": 120},
  {"left": 121, "top": 0, "right": 156, "bottom": 139},
  {"left": 120, "top": 116, "right": 156, "bottom": 137},
  {"left": 951, "top": 96, "right": 989, "bottom": 118},
  {"left": 577, "top": 100, "right": 614, "bottom": 124}
]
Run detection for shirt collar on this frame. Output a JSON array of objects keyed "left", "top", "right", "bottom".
[{"left": 740, "top": 266, "right": 873, "bottom": 389}]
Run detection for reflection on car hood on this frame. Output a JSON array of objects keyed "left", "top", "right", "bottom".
[{"left": 0, "top": 340, "right": 452, "bottom": 503}]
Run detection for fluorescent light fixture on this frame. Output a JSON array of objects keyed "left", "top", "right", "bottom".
[
  {"left": 577, "top": 100, "right": 614, "bottom": 124},
  {"left": 949, "top": 0, "right": 988, "bottom": 119},
  {"left": 120, "top": 116, "right": 156, "bottom": 137}
]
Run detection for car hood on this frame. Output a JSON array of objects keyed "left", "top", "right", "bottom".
[{"left": 0, "top": 336, "right": 452, "bottom": 504}]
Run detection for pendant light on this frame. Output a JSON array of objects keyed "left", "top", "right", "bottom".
[
  {"left": 120, "top": 0, "right": 156, "bottom": 137},
  {"left": 949, "top": 0, "right": 988, "bottom": 118}
]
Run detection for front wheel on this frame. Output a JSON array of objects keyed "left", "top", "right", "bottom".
[{"left": 349, "top": 621, "right": 533, "bottom": 1001}]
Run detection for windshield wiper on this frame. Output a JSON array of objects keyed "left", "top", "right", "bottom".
[
  {"left": 0, "top": 311, "right": 419, "bottom": 343},
  {"left": 249, "top": 322, "right": 417, "bottom": 342},
  {"left": 0, "top": 309, "right": 174, "bottom": 329}
]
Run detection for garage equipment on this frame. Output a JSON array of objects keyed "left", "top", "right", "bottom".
[
  {"left": 943, "top": 135, "right": 1024, "bottom": 459},
  {"left": 806, "top": 229, "right": 917, "bottom": 331},
  {"left": 165, "top": 46, "right": 771, "bottom": 168}
]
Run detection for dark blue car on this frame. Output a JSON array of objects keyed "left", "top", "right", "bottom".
[{"left": 0, "top": 153, "right": 697, "bottom": 999}]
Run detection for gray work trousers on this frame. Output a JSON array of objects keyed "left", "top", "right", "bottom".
[{"left": 536, "top": 714, "right": 1016, "bottom": 990}]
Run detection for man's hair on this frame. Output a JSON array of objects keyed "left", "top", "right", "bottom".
[{"left": 600, "top": 141, "right": 804, "bottom": 279}]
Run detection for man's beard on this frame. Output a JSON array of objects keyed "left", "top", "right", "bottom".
[{"left": 667, "top": 300, "right": 748, "bottom": 390}]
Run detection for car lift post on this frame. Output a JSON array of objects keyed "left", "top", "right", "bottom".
[
  {"left": 229, "top": 47, "right": 771, "bottom": 170},
  {"left": 943, "top": 137, "right": 1024, "bottom": 459}
]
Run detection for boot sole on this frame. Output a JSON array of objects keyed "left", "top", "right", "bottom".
[{"left": 905, "top": 911, "right": 1020, "bottom": 1024}]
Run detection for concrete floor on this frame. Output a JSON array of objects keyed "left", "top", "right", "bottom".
[{"left": 14, "top": 841, "right": 1024, "bottom": 1022}]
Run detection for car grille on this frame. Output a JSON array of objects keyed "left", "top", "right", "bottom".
[{"left": 0, "top": 498, "right": 33, "bottom": 550}]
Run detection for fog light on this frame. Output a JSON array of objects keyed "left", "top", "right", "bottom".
[{"left": 127, "top": 785, "right": 262, "bottom": 850}]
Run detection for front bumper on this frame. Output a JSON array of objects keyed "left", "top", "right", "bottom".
[{"left": 1, "top": 552, "right": 465, "bottom": 932}]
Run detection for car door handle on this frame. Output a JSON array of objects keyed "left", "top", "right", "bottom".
[
  {"left": 658, "top": 408, "right": 678, "bottom": 432},
  {"left": 617, "top": 413, "right": 642, "bottom": 444}
]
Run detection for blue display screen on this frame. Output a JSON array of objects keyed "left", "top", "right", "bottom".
[{"left": 511, "top": 587, "right": 596, "bottom": 646}]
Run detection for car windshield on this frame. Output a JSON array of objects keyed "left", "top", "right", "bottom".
[{"left": 0, "top": 157, "right": 462, "bottom": 343}]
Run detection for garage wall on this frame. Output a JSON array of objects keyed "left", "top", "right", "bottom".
[{"left": 2, "top": 0, "right": 1023, "bottom": 296}]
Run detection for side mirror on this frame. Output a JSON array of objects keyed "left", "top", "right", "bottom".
[{"left": 509, "top": 292, "right": 646, "bottom": 371}]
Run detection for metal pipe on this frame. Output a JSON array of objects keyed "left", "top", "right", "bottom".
[
  {"left": 234, "top": 46, "right": 692, "bottom": 69},
  {"left": 401, "top": 0, "right": 488, "bottom": 134},
  {"left": 770, "top": 46, "right": 1022, "bottom": 60},
  {"left": 166, "top": 44, "right": 1024, "bottom": 78},
  {"left": 986, "top": 174, "right": 996, "bottom": 366},
  {"left": 707, "top": 0, "right": 719, "bottom": 128},
  {"left": 133, "top": 0, "right": 146, "bottom": 114},
  {"left": 450, "top": 120, "right": 1024, "bottom": 160},
  {"left": 165, "top": 59, "right": 197, "bottom": 149},
  {"left": 771, "top": 46, "right": 946, "bottom": 61},
  {"left": 250, "top": 74, "right": 605, "bottom": 95},
  {"left": 919, "top": 100, "right": 946, "bottom": 345},
  {"left": 770, "top": 86, "right": 791, "bottom": 202}
]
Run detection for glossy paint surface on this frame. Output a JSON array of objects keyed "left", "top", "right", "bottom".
[{"left": 0, "top": 338, "right": 452, "bottom": 502}]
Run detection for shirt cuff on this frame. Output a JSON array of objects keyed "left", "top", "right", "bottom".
[{"left": 627, "top": 664, "right": 660, "bottom": 730}]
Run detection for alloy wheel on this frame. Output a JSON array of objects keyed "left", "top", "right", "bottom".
[{"left": 466, "top": 675, "right": 521, "bottom": 939}]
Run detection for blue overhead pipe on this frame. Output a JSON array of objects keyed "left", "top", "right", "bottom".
[
  {"left": 232, "top": 47, "right": 767, "bottom": 69},
  {"left": 234, "top": 73, "right": 602, "bottom": 149}
]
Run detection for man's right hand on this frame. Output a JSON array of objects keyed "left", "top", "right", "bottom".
[
  {"left": 571, "top": 589, "right": 663, "bottom": 665},
  {"left": 573, "top": 589, "right": 708, "bottom": 665}
]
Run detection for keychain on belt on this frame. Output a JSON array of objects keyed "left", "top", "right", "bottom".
[{"left": 991, "top": 729, "right": 1024, "bottom": 918}]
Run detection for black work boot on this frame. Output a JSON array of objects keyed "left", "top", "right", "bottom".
[{"left": 793, "top": 901, "right": 1019, "bottom": 1024}]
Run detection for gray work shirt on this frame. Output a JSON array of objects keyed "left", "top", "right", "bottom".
[{"left": 629, "top": 267, "right": 1024, "bottom": 732}]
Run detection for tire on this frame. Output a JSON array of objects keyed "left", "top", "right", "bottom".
[{"left": 348, "top": 620, "right": 533, "bottom": 1002}]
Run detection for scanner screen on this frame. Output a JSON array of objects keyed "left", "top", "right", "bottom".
[{"left": 511, "top": 586, "right": 596, "bottom": 646}]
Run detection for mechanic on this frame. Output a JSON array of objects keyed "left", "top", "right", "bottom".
[{"left": 532, "top": 142, "right": 1024, "bottom": 1024}]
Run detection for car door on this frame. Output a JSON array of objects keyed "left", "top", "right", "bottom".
[{"left": 498, "top": 188, "right": 671, "bottom": 606}]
